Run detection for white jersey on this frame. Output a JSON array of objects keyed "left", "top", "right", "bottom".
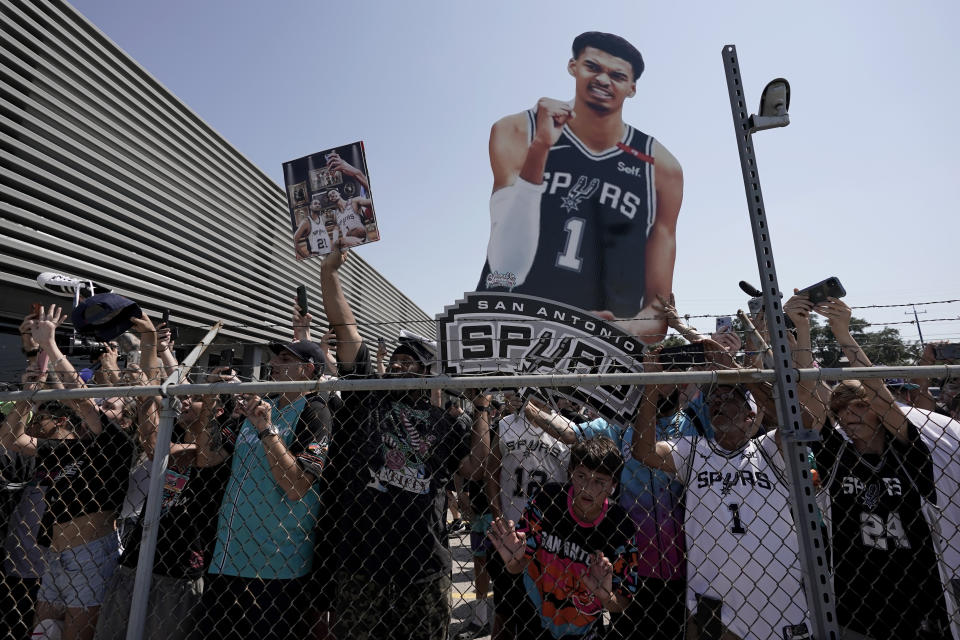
[
  {"left": 337, "top": 202, "right": 365, "bottom": 236},
  {"left": 307, "top": 217, "right": 332, "bottom": 254},
  {"left": 668, "top": 431, "right": 810, "bottom": 640},
  {"left": 497, "top": 412, "right": 569, "bottom": 525}
]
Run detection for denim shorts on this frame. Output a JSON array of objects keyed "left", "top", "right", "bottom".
[{"left": 38, "top": 533, "right": 119, "bottom": 608}]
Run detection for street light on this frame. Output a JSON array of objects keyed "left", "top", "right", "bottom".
[{"left": 750, "top": 78, "right": 791, "bottom": 132}]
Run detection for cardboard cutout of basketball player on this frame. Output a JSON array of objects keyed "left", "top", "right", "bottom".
[
  {"left": 283, "top": 141, "right": 380, "bottom": 259},
  {"left": 476, "top": 32, "right": 683, "bottom": 344}
]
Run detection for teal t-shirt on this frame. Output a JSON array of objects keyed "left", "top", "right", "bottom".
[{"left": 209, "top": 396, "right": 324, "bottom": 579}]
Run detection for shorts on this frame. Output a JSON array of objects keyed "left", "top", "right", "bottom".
[
  {"left": 333, "top": 569, "right": 451, "bottom": 640},
  {"left": 469, "top": 513, "right": 494, "bottom": 558},
  {"left": 93, "top": 565, "right": 203, "bottom": 640},
  {"left": 38, "top": 533, "right": 119, "bottom": 609}
]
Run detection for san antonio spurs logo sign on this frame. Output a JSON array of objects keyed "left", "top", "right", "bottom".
[{"left": 438, "top": 292, "right": 644, "bottom": 424}]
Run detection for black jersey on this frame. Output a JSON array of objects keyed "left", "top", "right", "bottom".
[
  {"left": 478, "top": 110, "right": 657, "bottom": 318},
  {"left": 816, "top": 423, "right": 950, "bottom": 638}
]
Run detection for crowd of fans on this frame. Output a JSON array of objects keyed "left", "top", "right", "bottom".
[{"left": 1, "top": 259, "right": 959, "bottom": 640}]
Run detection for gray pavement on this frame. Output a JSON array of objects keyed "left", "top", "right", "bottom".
[{"left": 449, "top": 528, "right": 493, "bottom": 640}]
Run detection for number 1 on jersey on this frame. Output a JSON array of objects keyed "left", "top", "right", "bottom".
[
  {"left": 728, "top": 503, "right": 746, "bottom": 534},
  {"left": 556, "top": 218, "right": 585, "bottom": 272}
]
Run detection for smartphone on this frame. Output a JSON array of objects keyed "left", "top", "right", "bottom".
[
  {"left": 934, "top": 344, "right": 960, "bottom": 361},
  {"left": 797, "top": 277, "right": 847, "bottom": 305},
  {"left": 658, "top": 343, "right": 706, "bottom": 369},
  {"left": 296, "top": 285, "right": 308, "bottom": 316},
  {"left": 221, "top": 348, "right": 235, "bottom": 367},
  {"left": 377, "top": 336, "right": 385, "bottom": 347},
  {"left": 161, "top": 309, "right": 179, "bottom": 340},
  {"left": 715, "top": 316, "right": 733, "bottom": 334}
]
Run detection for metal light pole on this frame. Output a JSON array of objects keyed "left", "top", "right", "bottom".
[{"left": 722, "top": 45, "right": 840, "bottom": 640}]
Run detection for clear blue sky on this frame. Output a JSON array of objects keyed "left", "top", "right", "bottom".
[{"left": 71, "top": 0, "right": 960, "bottom": 346}]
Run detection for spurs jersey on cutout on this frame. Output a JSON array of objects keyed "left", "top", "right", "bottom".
[
  {"left": 307, "top": 217, "right": 331, "bottom": 254},
  {"left": 478, "top": 109, "right": 656, "bottom": 318},
  {"left": 498, "top": 412, "right": 569, "bottom": 525},
  {"left": 338, "top": 202, "right": 365, "bottom": 237},
  {"left": 668, "top": 432, "right": 810, "bottom": 640}
]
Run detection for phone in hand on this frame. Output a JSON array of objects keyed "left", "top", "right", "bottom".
[
  {"left": 161, "top": 309, "right": 179, "bottom": 340},
  {"left": 658, "top": 343, "right": 706, "bottom": 369},
  {"left": 296, "top": 285, "right": 308, "bottom": 316},
  {"left": 31, "top": 302, "right": 42, "bottom": 317},
  {"left": 797, "top": 277, "right": 847, "bottom": 305},
  {"left": 220, "top": 348, "right": 235, "bottom": 368},
  {"left": 715, "top": 316, "right": 733, "bottom": 334},
  {"left": 934, "top": 344, "right": 960, "bottom": 361}
]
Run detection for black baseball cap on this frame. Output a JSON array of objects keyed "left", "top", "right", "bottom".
[
  {"left": 268, "top": 341, "right": 326, "bottom": 369},
  {"left": 71, "top": 293, "right": 142, "bottom": 341}
]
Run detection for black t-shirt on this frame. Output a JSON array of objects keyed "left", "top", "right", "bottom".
[
  {"left": 326, "top": 343, "right": 470, "bottom": 582},
  {"left": 119, "top": 420, "right": 237, "bottom": 579},
  {"left": 35, "top": 416, "right": 134, "bottom": 547},
  {"left": 815, "top": 421, "right": 949, "bottom": 637}
]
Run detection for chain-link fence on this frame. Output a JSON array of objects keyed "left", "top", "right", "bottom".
[{"left": 3, "top": 350, "right": 960, "bottom": 640}]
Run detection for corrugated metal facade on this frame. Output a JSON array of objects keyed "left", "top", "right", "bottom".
[{"left": 0, "top": 0, "right": 431, "bottom": 378}]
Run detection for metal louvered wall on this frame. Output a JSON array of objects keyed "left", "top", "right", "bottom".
[{"left": 0, "top": 0, "right": 431, "bottom": 377}]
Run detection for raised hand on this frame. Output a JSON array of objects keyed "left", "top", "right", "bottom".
[
  {"left": 293, "top": 300, "right": 313, "bottom": 342},
  {"left": 813, "top": 297, "right": 852, "bottom": 334},
  {"left": 533, "top": 98, "right": 575, "bottom": 147},
  {"left": 487, "top": 516, "right": 528, "bottom": 567},
  {"left": 784, "top": 292, "right": 815, "bottom": 329},
  {"left": 29, "top": 305, "right": 65, "bottom": 348},
  {"left": 655, "top": 293, "right": 682, "bottom": 328},
  {"left": 321, "top": 237, "right": 349, "bottom": 272}
]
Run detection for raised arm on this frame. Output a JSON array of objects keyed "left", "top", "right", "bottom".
[
  {"left": 783, "top": 293, "right": 831, "bottom": 430},
  {"left": 29, "top": 305, "right": 100, "bottom": 434},
  {"left": 630, "top": 358, "right": 677, "bottom": 475},
  {"left": 457, "top": 393, "right": 493, "bottom": 481},
  {"left": 815, "top": 297, "right": 909, "bottom": 442},
  {"left": 319, "top": 241, "right": 362, "bottom": 366},
  {"left": 522, "top": 397, "right": 578, "bottom": 445}
]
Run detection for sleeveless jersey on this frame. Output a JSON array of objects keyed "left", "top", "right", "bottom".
[
  {"left": 307, "top": 217, "right": 332, "bottom": 255},
  {"left": 478, "top": 109, "right": 657, "bottom": 318},
  {"left": 816, "top": 423, "right": 949, "bottom": 638},
  {"left": 337, "top": 202, "right": 365, "bottom": 236},
  {"left": 498, "top": 412, "right": 569, "bottom": 525},
  {"left": 668, "top": 432, "right": 810, "bottom": 640}
]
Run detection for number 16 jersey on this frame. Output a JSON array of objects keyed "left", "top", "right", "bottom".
[
  {"left": 667, "top": 432, "right": 810, "bottom": 640},
  {"left": 478, "top": 110, "right": 657, "bottom": 318},
  {"left": 498, "top": 412, "right": 570, "bottom": 525}
]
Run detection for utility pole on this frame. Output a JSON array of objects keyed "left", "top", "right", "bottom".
[{"left": 907, "top": 304, "right": 927, "bottom": 347}]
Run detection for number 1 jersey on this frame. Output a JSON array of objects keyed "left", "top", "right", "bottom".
[
  {"left": 478, "top": 110, "right": 657, "bottom": 318},
  {"left": 668, "top": 432, "right": 809, "bottom": 640}
]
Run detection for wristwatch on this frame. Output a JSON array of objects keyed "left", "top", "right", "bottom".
[{"left": 257, "top": 424, "right": 280, "bottom": 441}]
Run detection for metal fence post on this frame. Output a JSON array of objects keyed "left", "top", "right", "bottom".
[
  {"left": 125, "top": 322, "right": 222, "bottom": 640},
  {"left": 722, "top": 44, "right": 840, "bottom": 639}
]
